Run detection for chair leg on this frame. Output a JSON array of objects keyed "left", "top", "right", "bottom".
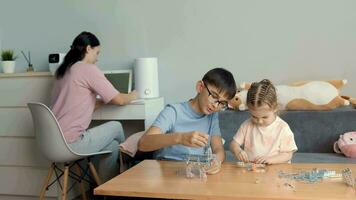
[
  {"left": 75, "top": 164, "right": 88, "bottom": 200},
  {"left": 88, "top": 161, "right": 102, "bottom": 185},
  {"left": 39, "top": 163, "right": 54, "bottom": 200},
  {"left": 61, "top": 164, "right": 69, "bottom": 200}
]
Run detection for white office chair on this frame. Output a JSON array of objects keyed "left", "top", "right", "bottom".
[{"left": 27, "top": 102, "right": 111, "bottom": 200}]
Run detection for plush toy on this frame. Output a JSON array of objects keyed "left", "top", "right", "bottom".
[
  {"left": 334, "top": 131, "right": 356, "bottom": 158},
  {"left": 228, "top": 80, "right": 349, "bottom": 111},
  {"left": 349, "top": 98, "right": 356, "bottom": 109}
]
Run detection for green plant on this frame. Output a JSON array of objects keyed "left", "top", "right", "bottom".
[{"left": 1, "top": 50, "right": 17, "bottom": 61}]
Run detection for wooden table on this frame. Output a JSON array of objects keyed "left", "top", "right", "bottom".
[{"left": 94, "top": 160, "right": 356, "bottom": 199}]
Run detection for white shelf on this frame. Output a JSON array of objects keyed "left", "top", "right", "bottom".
[{"left": 0, "top": 72, "right": 52, "bottom": 78}]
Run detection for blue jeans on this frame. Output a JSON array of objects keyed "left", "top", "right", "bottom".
[{"left": 69, "top": 121, "right": 125, "bottom": 182}]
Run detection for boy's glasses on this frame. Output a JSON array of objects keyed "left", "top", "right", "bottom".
[{"left": 203, "top": 81, "right": 229, "bottom": 110}]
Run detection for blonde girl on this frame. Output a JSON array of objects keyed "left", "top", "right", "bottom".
[{"left": 230, "top": 79, "right": 297, "bottom": 164}]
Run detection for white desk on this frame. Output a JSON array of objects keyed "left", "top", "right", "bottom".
[{"left": 93, "top": 97, "right": 164, "bottom": 129}]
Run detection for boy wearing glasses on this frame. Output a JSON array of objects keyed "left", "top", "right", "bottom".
[{"left": 138, "top": 68, "right": 236, "bottom": 174}]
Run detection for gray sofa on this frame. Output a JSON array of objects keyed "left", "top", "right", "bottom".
[{"left": 219, "top": 106, "right": 356, "bottom": 163}]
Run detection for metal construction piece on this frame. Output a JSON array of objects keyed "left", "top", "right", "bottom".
[
  {"left": 184, "top": 146, "right": 215, "bottom": 179},
  {"left": 342, "top": 168, "right": 355, "bottom": 187},
  {"left": 278, "top": 168, "right": 342, "bottom": 184}
]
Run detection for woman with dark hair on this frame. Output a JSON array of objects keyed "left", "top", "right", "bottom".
[{"left": 51, "top": 31, "right": 138, "bottom": 181}]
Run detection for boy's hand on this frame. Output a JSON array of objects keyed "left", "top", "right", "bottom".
[
  {"left": 205, "top": 157, "right": 222, "bottom": 175},
  {"left": 179, "top": 131, "right": 209, "bottom": 147},
  {"left": 254, "top": 156, "right": 270, "bottom": 164},
  {"left": 236, "top": 150, "right": 249, "bottom": 163}
]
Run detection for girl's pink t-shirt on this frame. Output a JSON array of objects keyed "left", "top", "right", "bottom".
[
  {"left": 51, "top": 62, "right": 119, "bottom": 143},
  {"left": 233, "top": 116, "right": 298, "bottom": 161}
]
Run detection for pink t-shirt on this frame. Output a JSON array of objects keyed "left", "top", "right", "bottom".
[
  {"left": 233, "top": 116, "right": 298, "bottom": 161},
  {"left": 51, "top": 62, "right": 119, "bottom": 143}
]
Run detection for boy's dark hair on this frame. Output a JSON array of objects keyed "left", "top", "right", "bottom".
[{"left": 202, "top": 68, "right": 237, "bottom": 99}]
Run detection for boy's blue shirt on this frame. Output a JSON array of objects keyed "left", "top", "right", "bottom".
[{"left": 152, "top": 101, "right": 221, "bottom": 160}]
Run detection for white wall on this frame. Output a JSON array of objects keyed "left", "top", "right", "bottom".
[{"left": 1, "top": 0, "right": 356, "bottom": 103}]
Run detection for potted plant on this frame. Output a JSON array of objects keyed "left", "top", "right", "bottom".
[{"left": 1, "top": 49, "right": 17, "bottom": 73}]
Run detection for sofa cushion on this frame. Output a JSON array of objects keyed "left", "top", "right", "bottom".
[
  {"left": 292, "top": 152, "right": 356, "bottom": 163},
  {"left": 219, "top": 106, "right": 356, "bottom": 153}
]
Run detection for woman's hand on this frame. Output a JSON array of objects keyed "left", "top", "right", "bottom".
[
  {"left": 129, "top": 90, "right": 139, "bottom": 100},
  {"left": 94, "top": 100, "right": 104, "bottom": 110},
  {"left": 111, "top": 90, "right": 139, "bottom": 105}
]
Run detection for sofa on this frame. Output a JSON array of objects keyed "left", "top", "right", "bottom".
[{"left": 219, "top": 106, "right": 356, "bottom": 163}]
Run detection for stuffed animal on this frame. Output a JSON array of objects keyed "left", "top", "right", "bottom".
[
  {"left": 334, "top": 131, "right": 356, "bottom": 158},
  {"left": 349, "top": 98, "right": 356, "bottom": 109},
  {"left": 228, "top": 80, "right": 349, "bottom": 111}
]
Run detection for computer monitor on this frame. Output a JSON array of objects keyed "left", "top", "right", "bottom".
[{"left": 103, "top": 70, "right": 132, "bottom": 93}]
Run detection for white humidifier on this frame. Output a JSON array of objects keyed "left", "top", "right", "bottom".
[{"left": 134, "top": 57, "right": 159, "bottom": 99}]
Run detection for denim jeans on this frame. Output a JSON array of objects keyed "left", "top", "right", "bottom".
[{"left": 69, "top": 121, "right": 125, "bottom": 182}]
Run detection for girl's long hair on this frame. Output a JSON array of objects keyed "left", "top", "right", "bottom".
[{"left": 55, "top": 31, "right": 100, "bottom": 79}]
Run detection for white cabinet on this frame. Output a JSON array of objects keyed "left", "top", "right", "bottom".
[{"left": 0, "top": 72, "right": 57, "bottom": 199}]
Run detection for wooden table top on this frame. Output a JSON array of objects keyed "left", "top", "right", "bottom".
[{"left": 94, "top": 160, "right": 356, "bottom": 200}]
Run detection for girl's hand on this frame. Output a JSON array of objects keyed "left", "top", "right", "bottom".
[
  {"left": 236, "top": 150, "right": 249, "bottom": 163},
  {"left": 254, "top": 156, "right": 270, "bottom": 164},
  {"left": 205, "top": 157, "right": 222, "bottom": 175}
]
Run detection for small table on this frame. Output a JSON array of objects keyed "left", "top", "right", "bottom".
[{"left": 94, "top": 160, "right": 356, "bottom": 200}]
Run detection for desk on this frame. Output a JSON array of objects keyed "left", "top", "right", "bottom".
[
  {"left": 94, "top": 160, "right": 356, "bottom": 200},
  {"left": 92, "top": 97, "right": 164, "bottom": 130}
]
